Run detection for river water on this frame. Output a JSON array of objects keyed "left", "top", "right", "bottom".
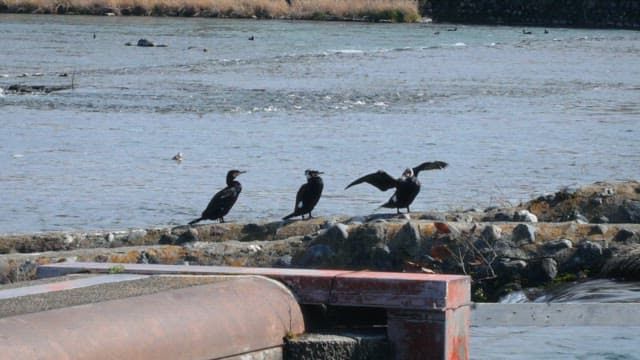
[
  {"left": 2, "top": 15, "right": 639, "bottom": 234},
  {"left": 1, "top": 13, "right": 639, "bottom": 357}
]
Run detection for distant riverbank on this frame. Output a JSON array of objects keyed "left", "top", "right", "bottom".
[{"left": 0, "top": 0, "right": 421, "bottom": 22}]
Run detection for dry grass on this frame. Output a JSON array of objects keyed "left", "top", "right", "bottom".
[{"left": 0, "top": 0, "right": 420, "bottom": 21}]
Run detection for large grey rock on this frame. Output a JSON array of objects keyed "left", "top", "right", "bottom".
[
  {"left": 614, "top": 229, "right": 639, "bottom": 243},
  {"left": 512, "top": 224, "right": 536, "bottom": 245},
  {"left": 481, "top": 225, "right": 502, "bottom": 243},
  {"left": 493, "top": 240, "right": 528, "bottom": 260},
  {"left": 296, "top": 244, "right": 335, "bottom": 267},
  {"left": 284, "top": 330, "right": 391, "bottom": 360},
  {"left": 389, "top": 222, "right": 422, "bottom": 259},
  {"left": 542, "top": 238, "right": 573, "bottom": 256},
  {"left": 618, "top": 200, "right": 640, "bottom": 223},
  {"left": 541, "top": 258, "right": 558, "bottom": 280},
  {"left": 514, "top": 210, "right": 538, "bottom": 223}
]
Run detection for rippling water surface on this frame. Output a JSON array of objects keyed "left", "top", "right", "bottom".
[
  {"left": 1, "top": 14, "right": 640, "bottom": 358},
  {"left": 1, "top": 15, "right": 639, "bottom": 234}
]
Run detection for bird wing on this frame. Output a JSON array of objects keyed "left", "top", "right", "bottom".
[
  {"left": 345, "top": 170, "right": 397, "bottom": 191},
  {"left": 413, "top": 161, "right": 448, "bottom": 176},
  {"left": 205, "top": 186, "right": 238, "bottom": 212},
  {"left": 294, "top": 183, "right": 308, "bottom": 210}
]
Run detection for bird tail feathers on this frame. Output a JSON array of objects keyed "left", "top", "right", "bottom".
[{"left": 188, "top": 217, "right": 203, "bottom": 225}]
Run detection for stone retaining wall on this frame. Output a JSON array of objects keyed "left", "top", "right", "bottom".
[
  {"left": 1, "top": 181, "right": 639, "bottom": 302},
  {"left": 422, "top": 0, "right": 640, "bottom": 28}
]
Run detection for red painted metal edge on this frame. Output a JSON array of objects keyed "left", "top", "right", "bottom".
[{"left": 38, "top": 262, "right": 470, "bottom": 310}]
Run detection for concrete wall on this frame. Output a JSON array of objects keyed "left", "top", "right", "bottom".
[{"left": 422, "top": 0, "right": 640, "bottom": 28}]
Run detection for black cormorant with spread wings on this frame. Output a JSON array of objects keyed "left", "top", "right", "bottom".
[
  {"left": 189, "top": 169, "right": 245, "bottom": 224},
  {"left": 283, "top": 169, "right": 324, "bottom": 220},
  {"left": 345, "top": 161, "right": 447, "bottom": 214}
]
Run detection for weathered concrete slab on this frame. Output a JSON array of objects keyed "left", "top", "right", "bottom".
[
  {"left": 0, "top": 274, "right": 231, "bottom": 318},
  {"left": 0, "top": 273, "right": 147, "bottom": 300}
]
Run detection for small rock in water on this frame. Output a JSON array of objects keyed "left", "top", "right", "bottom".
[{"left": 137, "top": 38, "right": 154, "bottom": 47}]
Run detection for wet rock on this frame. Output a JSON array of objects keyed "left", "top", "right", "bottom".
[
  {"left": 614, "top": 229, "right": 639, "bottom": 243},
  {"left": 158, "top": 233, "right": 178, "bottom": 245},
  {"left": 589, "top": 224, "right": 608, "bottom": 236},
  {"left": 13, "top": 259, "right": 37, "bottom": 282},
  {"left": 483, "top": 211, "right": 513, "bottom": 222},
  {"left": 601, "top": 247, "right": 640, "bottom": 280},
  {"left": 512, "top": 224, "right": 536, "bottom": 245},
  {"left": 541, "top": 258, "right": 558, "bottom": 280},
  {"left": 389, "top": 222, "right": 421, "bottom": 259},
  {"left": 296, "top": 244, "right": 335, "bottom": 267},
  {"left": 176, "top": 228, "right": 199, "bottom": 244},
  {"left": 563, "top": 241, "right": 605, "bottom": 273},
  {"left": 481, "top": 224, "right": 502, "bottom": 243},
  {"left": 418, "top": 211, "right": 447, "bottom": 221},
  {"left": 346, "top": 216, "right": 366, "bottom": 225},
  {"left": 127, "top": 229, "right": 147, "bottom": 245},
  {"left": 591, "top": 215, "right": 610, "bottom": 224},
  {"left": 497, "top": 259, "right": 527, "bottom": 276},
  {"left": 542, "top": 238, "right": 573, "bottom": 256},
  {"left": 514, "top": 210, "right": 538, "bottom": 223},
  {"left": 569, "top": 211, "right": 589, "bottom": 224},
  {"left": 275, "top": 255, "right": 293, "bottom": 267},
  {"left": 137, "top": 251, "right": 159, "bottom": 264},
  {"left": 0, "top": 258, "right": 10, "bottom": 284},
  {"left": 327, "top": 223, "right": 349, "bottom": 242},
  {"left": 618, "top": 200, "right": 640, "bottom": 223},
  {"left": 371, "top": 245, "right": 393, "bottom": 270},
  {"left": 493, "top": 240, "right": 527, "bottom": 260}
]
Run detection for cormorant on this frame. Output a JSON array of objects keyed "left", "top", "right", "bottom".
[
  {"left": 283, "top": 169, "right": 324, "bottom": 220},
  {"left": 189, "top": 169, "right": 245, "bottom": 224},
  {"left": 345, "top": 161, "right": 448, "bottom": 214}
]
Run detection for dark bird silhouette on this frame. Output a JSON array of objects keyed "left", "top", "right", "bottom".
[
  {"left": 522, "top": 29, "right": 532, "bottom": 35},
  {"left": 345, "top": 161, "right": 448, "bottom": 214},
  {"left": 283, "top": 169, "right": 324, "bottom": 220},
  {"left": 248, "top": 35, "right": 255, "bottom": 41},
  {"left": 189, "top": 169, "right": 245, "bottom": 225}
]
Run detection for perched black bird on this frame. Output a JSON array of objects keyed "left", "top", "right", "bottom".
[
  {"left": 345, "top": 161, "right": 448, "bottom": 214},
  {"left": 283, "top": 169, "right": 324, "bottom": 220},
  {"left": 189, "top": 169, "right": 245, "bottom": 225}
]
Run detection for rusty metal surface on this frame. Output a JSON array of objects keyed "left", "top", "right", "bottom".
[
  {"left": 327, "top": 271, "right": 470, "bottom": 310},
  {"left": 388, "top": 308, "right": 470, "bottom": 360},
  {"left": 0, "top": 276, "right": 305, "bottom": 360}
]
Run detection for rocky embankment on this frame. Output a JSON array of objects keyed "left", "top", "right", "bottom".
[{"left": 1, "top": 181, "right": 639, "bottom": 302}]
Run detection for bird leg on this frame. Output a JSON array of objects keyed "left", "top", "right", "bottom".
[{"left": 219, "top": 218, "right": 225, "bottom": 223}]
